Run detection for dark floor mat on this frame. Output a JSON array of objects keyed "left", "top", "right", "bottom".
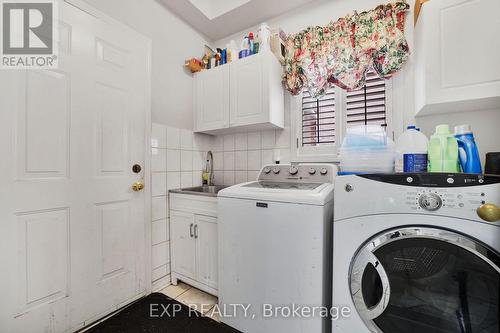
[{"left": 86, "top": 293, "right": 241, "bottom": 333}]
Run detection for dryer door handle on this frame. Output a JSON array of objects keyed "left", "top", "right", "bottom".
[{"left": 350, "top": 249, "right": 391, "bottom": 321}]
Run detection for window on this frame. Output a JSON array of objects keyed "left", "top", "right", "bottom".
[{"left": 292, "top": 70, "right": 392, "bottom": 162}]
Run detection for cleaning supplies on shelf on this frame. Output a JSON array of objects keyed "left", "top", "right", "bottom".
[
  {"left": 229, "top": 40, "right": 238, "bottom": 62},
  {"left": 258, "top": 22, "right": 271, "bottom": 51},
  {"left": 428, "top": 124, "right": 460, "bottom": 173},
  {"left": 339, "top": 125, "right": 395, "bottom": 174},
  {"left": 239, "top": 36, "right": 250, "bottom": 59},
  {"left": 248, "top": 32, "right": 255, "bottom": 55},
  {"left": 454, "top": 125, "right": 482, "bottom": 174},
  {"left": 395, "top": 125, "right": 429, "bottom": 172}
]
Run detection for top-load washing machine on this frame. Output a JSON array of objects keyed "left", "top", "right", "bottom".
[
  {"left": 333, "top": 173, "right": 500, "bottom": 333},
  {"left": 218, "top": 164, "right": 336, "bottom": 333}
]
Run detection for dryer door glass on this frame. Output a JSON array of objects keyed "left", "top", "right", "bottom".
[{"left": 351, "top": 228, "right": 500, "bottom": 333}]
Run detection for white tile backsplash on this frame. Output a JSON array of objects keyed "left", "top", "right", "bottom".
[
  {"left": 152, "top": 219, "right": 167, "bottom": 245},
  {"left": 180, "top": 129, "right": 193, "bottom": 150},
  {"left": 213, "top": 136, "right": 224, "bottom": 151},
  {"left": 235, "top": 171, "right": 248, "bottom": 184},
  {"left": 152, "top": 148, "right": 166, "bottom": 172},
  {"left": 193, "top": 151, "right": 205, "bottom": 171},
  {"left": 275, "top": 126, "right": 291, "bottom": 149},
  {"left": 247, "top": 150, "right": 262, "bottom": 171},
  {"left": 223, "top": 151, "right": 235, "bottom": 170},
  {"left": 166, "top": 149, "right": 181, "bottom": 172},
  {"left": 234, "top": 133, "right": 247, "bottom": 150},
  {"left": 261, "top": 130, "right": 276, "bottom": 149},
  {"left": 209, "top": 129, "right": 293, "bottom": 186},
  {"left": 213, "top": 152, "right": 224, "bottom": 170},
  {"left": 152, "top": 264, "right": 168, "bottom": 282},
  {"left": 262, "top": 149, "right": 274, "bottom": 165},
  {"left": 223, "top": 134, "right": 235, "bottom": 151},
  {"left": 181, "top": 171, "right": 193, "bottom": 188},
  {"left": 152, "top": 173, "right": 167, "bottom": 196},
  {"left": 152, "top": 123, "right": 167, "bottom": 148},
  {"left": 166, "top": 126, "right": 180, "bottom": 149},
  {"left": 234, "top": 151, "right": 248, "bottom": 170},
  {"left": 247, "top": 170, "right": 259, "bottom": 181},
  {"left": 152, "top": 242, "right": 168, "bottom": 269},
  {"left": 192, "top": 171, "right": 203, "bottom": 187},
  {"left": 152, "top": 196, "right": 167, "bottom": 221},
  {"left": 223, "top": 171, "right": 235, "bottom": 186},
  {"left": 166, "top": 172, "right": 181, "bottom": 191},
  {"left": 181, "top": 150, "right": 193, "bottom": 171},
  {"left": 247, "top": 132, "right": 261, "bottom": 150}
]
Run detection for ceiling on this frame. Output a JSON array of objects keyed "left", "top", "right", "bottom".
[{"left": 158, "top": 0, "right": 318, "bottom": 41}]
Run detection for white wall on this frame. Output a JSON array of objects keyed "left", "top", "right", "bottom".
[{"left": 83, "top": 0, "right": 212, "bottom": 129}]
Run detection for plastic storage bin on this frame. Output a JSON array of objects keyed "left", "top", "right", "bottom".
[{"left": 339, "top": 125, "right": 395, "bottom": 174}]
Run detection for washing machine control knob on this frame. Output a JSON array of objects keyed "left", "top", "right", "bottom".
[
  {"left": 263, "top": 167, "right": 271, "bottom": 174},
  {"left": 419, "top": 193, "right": 442, "bottom": 211},
  {"left": 320, "top": 168, "right": 328, "bottom": 175},
  {"left": 272, "top": 167, "right": 281, "bottom": 174},
  {"left": 308, "top": 168, "right": 316, "bottom": 175},
  {"left": 289, "top": 166, "right": 298, "bottom": 175}
]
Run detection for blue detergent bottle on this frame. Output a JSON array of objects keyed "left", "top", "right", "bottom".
[{"left": 454, "top": 124, "right": 482, "bottom": 174}]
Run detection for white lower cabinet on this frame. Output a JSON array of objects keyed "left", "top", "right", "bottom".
[
  {"left": 196, "top": 215, "right": 218, "bottom": 289},
  {"left": 170, "top": 211, "right": 197, "bottom": 280},
  {"left": 170, "top": 194, "right": 218, "bottom": 296}
]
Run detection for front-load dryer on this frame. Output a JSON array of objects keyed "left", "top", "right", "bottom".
[{"left": 333, "top": 173, "right": 500, "bottom": 333}]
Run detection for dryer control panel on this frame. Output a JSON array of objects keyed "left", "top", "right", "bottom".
[
  {"left": 335, "top": 174, "right": 500, "bottom": 223},
  {"left": 405, "top": 187, "right": 488, "bottom": 214}
]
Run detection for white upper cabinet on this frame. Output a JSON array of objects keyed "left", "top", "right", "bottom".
[
  {"left": 414, "top": 0, "right": 500, "bottom": 116},
  {"left": 194, "top": 50, "right": 284, "bottom": 134},
  {"left": 194, "top": 65, "right": 230, "bottom": 132}
]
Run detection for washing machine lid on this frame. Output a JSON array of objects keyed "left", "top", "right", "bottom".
[
  {"left": 218, "top": 164, "right": 336, "bottom": 205},
  {"left": 218, "top": 181, "right": 334, "bottom": 205}
]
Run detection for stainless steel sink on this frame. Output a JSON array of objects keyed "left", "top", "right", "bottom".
[{"left": 169, "top": 185, "right": 227, "bottom": 197}]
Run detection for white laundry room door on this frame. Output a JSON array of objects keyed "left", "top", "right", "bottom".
[{"left": 0, "top": 1, "right": 151, "bottom": 332}]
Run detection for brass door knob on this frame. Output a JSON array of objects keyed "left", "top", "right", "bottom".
[
  {"left": 131, "top": 181, "right": 144, "bottom": 192},
  {"left": 477, "top": 203, "right": 500, "bottom": 222}
]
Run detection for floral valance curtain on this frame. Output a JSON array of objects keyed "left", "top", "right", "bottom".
[{"left": 283, "top": 1, "right": 410, "bottom": 98}]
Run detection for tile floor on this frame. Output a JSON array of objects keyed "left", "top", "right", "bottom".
[{"left": 159, "top": 283, "right": 220, "bottom": 322}]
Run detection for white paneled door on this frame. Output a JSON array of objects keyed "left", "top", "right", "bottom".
[{"left": 0, "top": 1, "right": 151, "bottom": 332}]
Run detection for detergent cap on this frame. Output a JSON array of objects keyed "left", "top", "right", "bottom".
[
  {"left": 435, "top": 124, "right": 451, "bottom": 135},
  {"left": 454, "top": 124, "right": 472, "bottom": 135}
]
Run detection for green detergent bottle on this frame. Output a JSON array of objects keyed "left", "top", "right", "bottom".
[{"left": 428, "top": 125, "right": 461, "bottom": 173}]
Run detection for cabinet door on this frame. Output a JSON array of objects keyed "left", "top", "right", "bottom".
[
  {"left": 230, "top": 54, "right": 266, "bottom": 127},
  {"left": 195, "top": 215, "right": 218, "bottom": 289},
  {"left": 415, "top": 0, "right": 500, "bottom": 115},
  {"left": 194, "top": 65, "right": 230, "bottom": 132},
  {"left": 171, "top": 211, "right": 196, "bottom": 280}
]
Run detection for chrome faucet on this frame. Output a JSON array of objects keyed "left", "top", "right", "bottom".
[{"left": 206, "top": 151, "right": 215, "bottom": 186}]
